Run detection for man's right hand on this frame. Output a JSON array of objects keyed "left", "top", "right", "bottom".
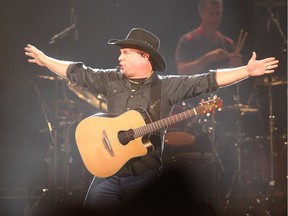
[
  {"left": 24, "top": 44, "right": 71, "bottom": 78},
  {"left": 25, "top": 44, "right": 47, "bottom": 67}
]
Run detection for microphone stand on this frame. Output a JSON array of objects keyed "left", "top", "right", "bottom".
[
  {"left": 49, "top": 24, "right": 76, "bottom": 45},
  {"left": 268, "top": 10, "right": 287, "bottom": 54}
]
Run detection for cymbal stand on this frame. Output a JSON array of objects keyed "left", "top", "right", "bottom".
[
  {"left": 231, "top": 83, "right": 242, "bottom": 188},
  {"left": 209, "top": 113, "right": 225, "bottom": 172},
  {"left": 31, "top": 80, "right": 56, "bottom": 184},
  {"left": 267, "top": 81, "right": 275, "bottom": 187},
  {"left": 268, "top": 9, "right": 287, "bottom": 55},
  {"left": 206, "top": 107, "right": 224, "bottom": 209}
]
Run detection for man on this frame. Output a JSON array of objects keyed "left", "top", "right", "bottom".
[
  {"left": 175, "top": 0, "right": 242, "bottom": 75},
  {"left": 25, "top": 28, "right": 278, "bottom": 214},
  {"left": 174, "top": 0, "right": 246, "bottom": 160}
]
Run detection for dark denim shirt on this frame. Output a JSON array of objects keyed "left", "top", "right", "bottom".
[{"left": 67, "top": 63, "right": 219, "bottom": 176}]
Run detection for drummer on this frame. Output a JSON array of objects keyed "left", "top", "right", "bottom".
[{"left": 174, "top": 0, "right": 245, "bottom": 143}]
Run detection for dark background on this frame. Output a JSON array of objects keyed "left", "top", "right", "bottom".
[{"left": 0, "top": 0, "right": 286, "bottom": 215}]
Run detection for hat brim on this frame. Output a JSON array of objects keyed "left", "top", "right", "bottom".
[{"left": 108, "top": 39, "right": 166, "bottom": 72}]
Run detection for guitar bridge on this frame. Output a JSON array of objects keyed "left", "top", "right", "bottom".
[{"left": 102, "top": 130, "right": 115, "bottom": 157}]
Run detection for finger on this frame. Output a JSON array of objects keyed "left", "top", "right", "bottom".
[
  {"left": 265, "top": 62, "right": 279, "bottom": 69},
  {"left": 264, "top": 70, "right": 275, "bottom": 74},
  {"left": 251, "top": 52, "right": 256, "bottom": 60},
  {"left": 268, "top": 64, "right": 278, "bottom": 70},
  {"left": 262, "top": 57, "right": 276, "bottom": 64},
  {"left": 28, "top": 59, "right": 36, "bottom": 63},
  {"left": 25, "top": 52, "right": 34, "bottom": 57},
  {"left": 248, "top": 52, "right": 257, "bottom": 64},
  {"left": 24, "top": 46, "right": 31, "bottom": 52}
]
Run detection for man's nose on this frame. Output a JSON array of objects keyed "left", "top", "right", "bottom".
[{"left": 118, "top": 55, "right": 122, "bottom": 62}]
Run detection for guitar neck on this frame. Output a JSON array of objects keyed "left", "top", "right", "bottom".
[
  {"left": 133, "top": 97, "right": 222, "bottom": 139},
  {"left": 134, "top": 108, "right": 197, "bottom": 138}
]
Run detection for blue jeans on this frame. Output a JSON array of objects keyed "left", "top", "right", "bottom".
[{"left": 83, "top": 169, "right": 160, "bottom": 212}]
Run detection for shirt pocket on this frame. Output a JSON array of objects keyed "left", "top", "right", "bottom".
[{"left": 108, "top": 87, "right": 124, "bottom": 96}]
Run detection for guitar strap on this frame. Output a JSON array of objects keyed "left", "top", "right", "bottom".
[{"left": 148, "top": 74, "right": 162, "bottom": 122}]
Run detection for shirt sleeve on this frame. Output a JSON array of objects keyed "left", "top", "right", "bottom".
[
  {"left": 66, "top": 62, "right": 110, "bottom": 95},
  {"left": 162, "top": 71, "right": 219, "bottom": 104}
]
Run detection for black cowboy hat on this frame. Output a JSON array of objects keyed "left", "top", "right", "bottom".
[{"left": 108, "top": 28, "right": 166, "bottom": 72}]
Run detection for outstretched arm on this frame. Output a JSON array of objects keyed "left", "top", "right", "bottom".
[
  {"left": 215, "top": 52, "right": 279, "bottom": 87},
  {"left": 24, "top": 44, "right": 72, "bottom": 78}
]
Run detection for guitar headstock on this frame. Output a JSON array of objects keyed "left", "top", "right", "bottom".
[{"left": 196, "top": 97, "right": 223, "bottom": 115}]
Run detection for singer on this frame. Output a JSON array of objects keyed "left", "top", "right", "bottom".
[{"left": 25, "top": 27, "right": 278, "bottom": 215}]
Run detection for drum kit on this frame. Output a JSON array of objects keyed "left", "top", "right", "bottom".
[
  {"left": 163, "top": 75, "right": 287, "bottom": 210},
  {"left": 34, "top": 74, "right": 107, "bottom": 193}
]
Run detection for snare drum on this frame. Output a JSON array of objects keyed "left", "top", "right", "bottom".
[
  {"left": 164, "top": 102, "right": 196, "bottom": 147},
  {"left": 164, "top": 129, "right": 195, "bottom": 147}
]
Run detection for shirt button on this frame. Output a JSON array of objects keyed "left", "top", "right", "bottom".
[
  {"left": 130, "top": 95, "right": 134, "bottom": 98},
  {"left": 127, "top": 108, "right": 130, "bottom": 110}
]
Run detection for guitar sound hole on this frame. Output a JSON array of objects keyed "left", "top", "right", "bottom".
[{"left": 118, "top": 129, "right": 135, "bottom": 145}]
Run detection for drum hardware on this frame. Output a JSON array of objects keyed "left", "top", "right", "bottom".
[
  {"left": 31, "top": 80, "right": 56, "bottom": 146},
  {"left": 221, "top": 74, "right": 286, "bottom": 215},
  {"left": 37, "top": 75, "right": 57, "bottom": 81},
  {"left": 255, "top": 76, "right": 286, "bottom": 187},
  {"left": 201, "top": 95, "right": 225, "bottom": 209},
  {"left": 256, "top": 76, "right": 288, "bottom": 87},
  {"left": 37, "top": 74, "right": 66, "bottom": 81},
  {"left": 164, "top": 130, "right": 195, "bottom": 147},
  {"left": 30, "top": 79, "right": 59, "bottom": 203},
  {"left": 164, "top": 102, "right": 196, "bottom": 147},
  {"left": 267, "top": 78, "right": 276, "bottom": 187},
  {"left": 222, "top": 104, "right": 259, "bottom": 114}
]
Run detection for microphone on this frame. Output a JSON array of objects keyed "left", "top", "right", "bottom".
[
  {"left": 266, "top": 0, "right": 271, "bottom": 31},
  {"left": 73, "top": 14, "right": 79, "bottom": 41},
  {"left": 115, "top": 66, "right": 121, "bottom": 73},
  {"left": 49, "top": 9, "right": 78, "bottom": 44},
  {"left": 71, "top": 8, "right": 79, "bottom": 42},
  {"left": 70, "top": 8, "right": 74, "bottom": 25}
]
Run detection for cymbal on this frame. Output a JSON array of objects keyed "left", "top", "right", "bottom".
[
  {"left": 67, "top": 83, "right": 107, "bottom": 111},
  {"left": 37, "top": 75, "right": 56, "bottom": 80},
  {"left": 257, "top": 76, "right": 287, "bottom": 86},
  {"left": 37, "top": 75, "right": 65, "bottom": 81},
  {"left": 223, "top": 104, "right": 258, "bottom": 112}
]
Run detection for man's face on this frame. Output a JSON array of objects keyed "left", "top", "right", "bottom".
[
  {"left": 200, "top": 2, "right": 223, "bottom": 30},
  {"left": 118, "top": 48, "right": 149, "bottom": 78}
]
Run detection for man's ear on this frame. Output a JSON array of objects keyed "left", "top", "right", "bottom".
[{"left": 142, "top": 53, "right": 150, "bottom": 59}]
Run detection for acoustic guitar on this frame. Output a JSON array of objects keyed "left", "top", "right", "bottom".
[{"left": 75, "top": 97, "right": 223, "bottom": 178}]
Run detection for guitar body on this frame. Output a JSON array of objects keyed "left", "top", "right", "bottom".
[{"left": 75, "top": 108, "right": 153, "bottom": 178}]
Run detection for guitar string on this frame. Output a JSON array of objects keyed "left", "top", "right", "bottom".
[{"left": 100, "top": 107, "right": 202, "bottom": 144}]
